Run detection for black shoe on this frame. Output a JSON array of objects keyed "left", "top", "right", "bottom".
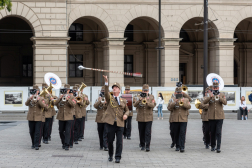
[
  {"left": 170, "top": 143, "right": 175, "bottom": 148},
  {"left": 127, "top": 137, "right": 131, "bottom": 140},
  {"left": 217, "top": 149, "right": 221, "bottom": 153},
  {"left": 146, "top": 147, "right": 150, "bottom": 152},
  {"left": 115, "top": 159, "right": 120, "bottom": 163},
  {"left": 205, "top": 144, "right": 209, "bottom": 149},
  {"left": 78, "top": 138, "right": 82, "bottom": 141},
  {"left": 124, "top": 136, "right": 126, "bottom": 139},
  {"left": 74, "top": 141, "right": 78, "bottom": 144},
  {"left": 175, "top": 148, "right": 180, "bottom": 151},
  {"left": 108, "top": 156, "right": 113, "bottom": 162},
  {"left": 70, "top": 145, "right": 73, "bottom": 148},
  {"left": 48, "top": 137, "right": 51, "bottom": 141},
  {"left": 44, "top": 141, "right": 48, "bottom": 144},
  {"left": 38, "top": 144, "right": 41, "bottom": 147},
  {"left": 35, "top": 147, "right": 39, "bottom": 150},
  {"left": 81, "top": 137, "right": 84, "bottom": 139},
  {"left": 211, "top": 147, "right": 216, "bottom": 151},
  {"left": 180, "top": 148, "right": 185, "bottom": 153},
  {"left": 62, "top": 145, "right": 65, "bottom": 149},
  {"left": 104, "top": 147, "right": 108, "bottom": 151},
  {"left": 141, "top": 146, "right": 145, "bottom": 151},
  {"left": 31, "top": 145, "right": 35, "bottom": 149},
  {"left": 65, "top": 146, "right": 69, "bottom": 151}
]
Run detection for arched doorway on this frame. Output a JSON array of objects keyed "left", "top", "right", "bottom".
[
  {"left": 179, "top": 17, "right": 219, "bottom": 85},
  {"left": 68, "top": 17, "right": 108, "bottom": 86},
  {"left": 123, "top": 17, "right": 164, "bottom": 86},
  {"left": 234, "top": 18, "right": 252, "bottom": 86},
  {"left": 0, "top": 17, "right": 33, "bottom": 86}
]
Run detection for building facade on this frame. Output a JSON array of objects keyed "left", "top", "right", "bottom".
[{"left": 0, "top": 0, "right": 251, "bottom": 87}]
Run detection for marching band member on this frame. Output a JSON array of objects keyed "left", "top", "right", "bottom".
[
  {"left": 79, "top": 86, "right": 90, "bottom": 140},
  {"left": 69, "top": 87, "right": 76, "bottom": 148},
  {"left": 48, "top": 95, "right": 57, "bottom": 141},
  {"left": 134, "top": 84, "right": 156, "bottom": 152},
  {"left": 102, "top": 75, "right": 129, "bottom": 163},
  {"left": 203, "top": 82, "right": 227, "bottom": 153},
  {"left": 94, "top": 86, "right": 108, "bottom": 151},
  {"left": 25, "top": 85, "right": 48, "bottom": 150},
  {"left": 55, "top": 84, "right": 76, "bottom": 151},
  {"left": 123, "top": 85, "right": 133, "bottom": 140},
  {"left": 168, "top": 94, "right": 175, "bottom": 148},
  {"left": 73, "top": 86, "right": 84, "bottom": 145},
  {"left": 168, "top": 83, "right": 191, "bottom": 152}
]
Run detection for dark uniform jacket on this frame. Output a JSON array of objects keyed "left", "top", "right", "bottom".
[
  {"left": 134, "top": 94, "right": 156, "bottom": 122},
  {"left": 55, "top": 94, "right": 76, "bottom": 121},
  {"left": 203, "top": 92, "right": 227, "bottom": 120},
  {"left": 168, "top": 97, "right": 191, "bottom": 122},
  {"left": 94, "top": 99, "right": 107, "bottom": 123},
  {"left": 25, "top": 96, "right": 47, "bottom": 121},
  {"left": 101, "top": 85, "right": 129, "bottom": 127}
]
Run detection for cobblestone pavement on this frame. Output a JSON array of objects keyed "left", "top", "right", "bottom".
[{"left": 0, "top": 118, "right": 251, "bottom": 168}]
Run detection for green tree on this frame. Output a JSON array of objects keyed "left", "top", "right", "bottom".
[{"left": 0, "top": 0, "right": 12, "bottom": 12}]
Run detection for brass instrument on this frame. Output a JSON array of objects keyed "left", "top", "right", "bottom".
[
  {"left": 62, "top": 95, "right": 66, "bottom": 102},
  {"left": 76, "top": 92, "right": 82, "bottom": 103},
  {"left": 47, "top": 83, "right": 54, "bottom": 94},
  {"left": 33, "top": 96, "right": 37, "bottom": 101},
  {"left": 215, "top": 95, "right": 219, "bottom": 101},
  {"left": 40, "top": 88, "right": 49, "bottom": 98},
  {"left": 101, "top": 97, "right": 105, "bottom": 103},
  {"left": 142, "top": 98, "right": 147, "bottom": 105},
  {"left": 50, "top": 97, "right": 57, "bottom": 108},
  {"left": 195, "top": 99, "right": 201, "bottom": 109},
  {"left": 182, "top": 84, "right": 188, "bottom": 93},
  {"left": 179, "top": 100, "right": 184, "bottom": 106},
  {"left": 76, "top": 82, "right": 87, "bottom": 104},
  {"left": 199, "top": 109, "right": 203, "bottom": 115}
]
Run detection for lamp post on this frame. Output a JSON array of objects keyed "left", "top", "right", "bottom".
[{"left": 203, "top": 0, "right": 208, "bottom": 93}]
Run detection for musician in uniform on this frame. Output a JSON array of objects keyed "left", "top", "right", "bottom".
[
  {"left": 123, "top": 85, "right": 133, "bottom": 140},
  {"left": 203, "top": 82, "right": 227, "bottom": 153},
  {"left": 134, "top": 84, "right": 156, "bottom": 152},
  {"left": 198, "top": 87, "right": 211, "bottom": 149},
  {"left": 168, "top": 84, "right": 191, "bottom": 152},
  {"left": 102, "top": 75, "right": 129, "bottom": 163},
  {"left": 69, "top": 87, "right": 76, "bottom": 148},
  {"left": 41, "top": 83, "right": 54, "bottom": 144},
  {"left": 25, "top": 85, "right": 48, "bottom": 150},
  {"left": 94, "top": 86, "right": 108, "bottom": 151},
  {"left": 79, "top": 86, "right": 90, "bottom": 140},
  {"left": 55, "top": 84, "right": 76, "bottom": 150},
  {"left": 73, "top": 86, "right": 84, "bottom": 145},
  {"left": 168, "top": 94, "right": 175, "bottom": 148},
  {"left": 48, "top": 95, "right": 57, "bottom": 141}
]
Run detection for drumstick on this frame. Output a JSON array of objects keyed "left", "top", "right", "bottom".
[{"left": 78, "top": 65, "right": 142, "bottom": 77}]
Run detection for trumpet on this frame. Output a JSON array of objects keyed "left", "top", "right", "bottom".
[
  {"left": 50, "top": 97, "right": 57, "bottom": 108},
  {"left": 76, "top": 92, "right": 82, "bottom": 103},
  {"left": 182, "top": 84, "right": 188, "bottom": 93},
  {"left": 195, "top": 99, "right": 201, "bottom": 109},
  {"left": 179, "top": 100, "right": 184, "bottom": 106},
  {"left": 62, "top": 95, "right": 66, "bottom": 102},
  {"left": 215, "top": 95, "right": 219, "bottom": 101},
  {"left": 33, "top": 95, "right": 37, "bottom": 101},
  {"left": 101, "top": 97, "right": 105, "bottom": 103}
]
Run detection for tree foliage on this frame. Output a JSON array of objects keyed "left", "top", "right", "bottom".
[{"left": 0, "top": 0, "right": 12, "bottom": 12}]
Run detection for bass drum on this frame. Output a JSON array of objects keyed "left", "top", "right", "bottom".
[{"left": 121, "top": 94, "right": 133, "bottom": 111}]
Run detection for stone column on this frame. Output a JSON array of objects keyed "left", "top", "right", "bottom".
[
  {"left": 215, "top": 38, "right": 236, "bottom": 85},
  {"left": 161, "top": 38, "right": 182, "bottom": 87},
  {"left": 101, "top": 38, "right": 126, "bottom": 86},
  {"left": 31, "top": 37, "right": 70, "bottom": 86}
]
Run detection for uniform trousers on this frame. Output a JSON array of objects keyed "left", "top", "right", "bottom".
[
  {"left": 209, "top": 119, "right": 223, "bottom": 149},
  {"left": 170, "top": 122, "right": 175, "bottom": 144},
  {"left": 106, "top": 122, "right": 124, "bottom": 159},
  {"left": 138, "top": 121, "right": 152, "bottom": 148},
  {"left": 74, "top": 118, "right": 82, "bottom": 142},
  {"left": 97, "top": 123, "right": 108, "bottom": 148},
  {"left": 123, "top": 116, "right": 132, "bottom": 138},
  {"left": 48, "top": 116, "right": 54, "bottom": 140},
  {"left": 28, "top": 121, "right": 42, "bottom": 147},
  {"left": 39, "top": 122, "right": 44, "bottom": 145},
  {"left": 202, "top": 121, "right": 210, "bottom": 145},
  {"left": 70, "top": 116, "right": 76, "bottom": 146},
  {"left": 173, "top": 122, "right": 187, "bottom": 149},
  {"left": 43, "top": 118, "right": 52, "bottom": 141},
  {"left": 59, "top": 120, "right": 72, "bottom": 147},
  {"left": 79, "top": 117, "right": 85, "bottom": 139}
]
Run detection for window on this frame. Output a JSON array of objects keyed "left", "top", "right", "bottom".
[
  {"left": 179, "top": 29, "right": 190, "bottom": 42},
  {"left": 124, "top": 55, "right": 133, "bottom": 77},
  {"left": 69, "top": 23, "right": 83, "bottom": 41},
  {"left": 124, "top": 24, "right": 134, "bottom": 41},
  {"left": 23, "top": 56, "right": 32, "bottom": 77},
  {"left": 69, "top": 54, "right": 83, "bottom": 77}
]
